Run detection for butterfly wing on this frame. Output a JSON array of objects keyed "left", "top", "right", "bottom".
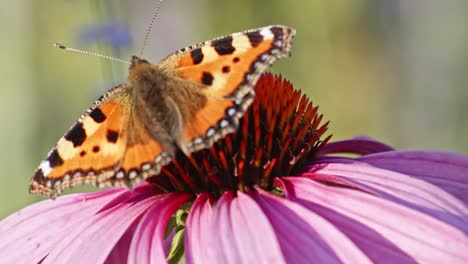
[
  {"left": 30, "top": 84, "right": 169, "bottom": 197},
  {"left": 30, "top": 25, "right": 296, "bottom": 197},
  {"left": 158, "top": 25, "right": 295, "bottom": 152},
  {"left": 98, "top": 110, "right": 171, "bottom": 189},
  {"left": 30, "top": 84, "right": 129, "bottom": 197}
]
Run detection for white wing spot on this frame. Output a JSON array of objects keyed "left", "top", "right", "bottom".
[
  {"left": 260, "top": 28, "right": 274, "bottom": 39},
  {"left": 206, "top": 128, "right": 216, "bottom": 137},
  {"left": 220, "top": 119, "right": 229, "bottom": 128},
  {"left": 129, "top": 170, "right": 138, "bottom": 179},
  {"left": 39, "top": 161, "right": 52, "bottom": 177},
  {"left": 116, "top": 171, "right": 125, "bottom": 179},
  {"left": 227, "top": 108, "right": 237, "bottom": 116},
  {"left": 142, "top": 163, "right": 151, "bottom": 171},
  {"left": 63, "top": 174, "right": 71, "bottom": 181},
  {"left": 155, "top": 156, "right": 162, "bottom": 163},
  {"left": 54, "top": 180, "right": 61, "bottom": 188}
]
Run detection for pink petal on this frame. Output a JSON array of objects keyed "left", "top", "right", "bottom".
[
  {"left": 318, "top": 137, "right": 394, "bottom": 156},
  {"left": 105, "top": 223, "right": 137, "bottom": 264},
  {"left": 0, "top": 187, "right": 126, "bottom": 263},
  {"left": 185, "top": 193, "right": 214, "bottom": 264},
  {"left": 217, "top": 191, "right": 286, "bottom": 263},
  {"left": 163, "top": 229, "right": 176, "bottom": 257},
  {"left": 359, "top": 151, "right": 468, "bottom": 204},
  {"left": 42, "top": 185, "right": 162, "bottom": 263},
  {"left": 249, "top": 188, "right": 372, "bottom": 263},
  {"left": 185, "top": 191, "right": 286, "bottom": 264},
  {"left": 303, "top": 161, "right": 468, "bottom": 233},
  {"left": 127, "top": 193, "right": 191, "bottom": 263},
  {"left": 280, "top": 177, "right": 468, "bottom": 263}
]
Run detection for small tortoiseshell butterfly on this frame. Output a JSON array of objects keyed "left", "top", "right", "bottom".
[{"left": 30, "top": 25, "right": 296, "bottom": 198}]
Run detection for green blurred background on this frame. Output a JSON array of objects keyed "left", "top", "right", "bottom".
[{"left": 1, "top": 0, "right": 467, "bottom": 218}]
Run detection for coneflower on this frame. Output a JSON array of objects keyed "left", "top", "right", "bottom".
[{"left": 1, "top": 74, "right": 467, "bottom": 263}]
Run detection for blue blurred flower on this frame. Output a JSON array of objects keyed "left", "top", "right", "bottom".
[{"left": 79, "top": 22, "right": 132, "bottom": 51}]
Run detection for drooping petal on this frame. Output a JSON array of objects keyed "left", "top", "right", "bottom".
[
  {"left": 0, "top": 187, "right": 127, "bottom": 263},
  {"left": 318, "top": 137, "right": 394, "bottom": 156},
  {"left": 280, "top": 177, "right": 468, "bottom": 263},
  {"left": 302, "top": 161, "right": 468, "bottom": 233},
  {"left": 42, "top": 184, "right": 163, "bottom": 263},
  {"left": 358, "top": 151, "right": 468, "bottom": 204},
  {"left": 185, "top": 191, "right": 285, "bottom": 264},
  {"left": 104, "top": 223, "right": 137, "bottom": 264},
  {"left": 249, "top": 188, "right": 372, "bottom": 264},
  {"left": 127, "top": 192, "right": 191, "bottom": 263}
]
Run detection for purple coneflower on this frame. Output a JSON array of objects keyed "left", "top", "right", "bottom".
[{"left": 1, "top": 74, "right": 467, "bottom": 263}]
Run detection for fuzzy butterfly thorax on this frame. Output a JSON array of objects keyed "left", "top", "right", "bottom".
[
  {"left": 129, "top": 55, "right": 207, "bottom": 156},
  {"left": 30, "top": 25, "right": 296, "bottom": 198}
]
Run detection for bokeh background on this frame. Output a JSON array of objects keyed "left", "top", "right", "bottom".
[{"left": 1, "top": 0, "right": 467, "bottom": 218}]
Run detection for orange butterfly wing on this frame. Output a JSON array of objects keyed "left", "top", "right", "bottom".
[
  {"left": 158, "top": 25, "right": 295, "bottom": 152},
  {"left": 30, "top": 85, "right": 169, "bottom": 197},
  {"left": 30, "top": 85, "right": 129, "bottom": 197},
  {"left": 99, "top": 113, "right": 170, "bottom": 188}
]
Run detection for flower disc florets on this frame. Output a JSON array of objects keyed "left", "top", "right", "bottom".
[{"left": 148, "top": 73, "right": 331, "bottom": 196}]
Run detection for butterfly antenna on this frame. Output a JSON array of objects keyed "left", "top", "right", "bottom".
[
  {"left": 139, "top": 0, "right": 164, "bottom": 57},
  {"left": 54, "top": 43, "right": 131, "bottom": 64}
]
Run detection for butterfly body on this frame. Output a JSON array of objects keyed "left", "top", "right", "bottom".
[
  {"left": 128, "top": 56, "right": 205, "bottom": 157},
  {"left": 30, "top": 25, "right": 296, "bottom": 198}
]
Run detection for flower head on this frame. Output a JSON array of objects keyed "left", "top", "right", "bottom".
[
  {"left": 149, "top": 74, "right": 330, "bottom": 196},
  {"left": 1, "top": 74, "right": 467, "bottom": 263}
]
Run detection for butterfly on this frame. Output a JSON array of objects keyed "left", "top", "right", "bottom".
[{"left": 30, "top": 25, "right": 296, "bottom": 198}]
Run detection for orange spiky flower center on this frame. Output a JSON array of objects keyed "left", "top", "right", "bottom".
[{"left": 148, "top": 73, "right": 331, "bottom": 196}]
